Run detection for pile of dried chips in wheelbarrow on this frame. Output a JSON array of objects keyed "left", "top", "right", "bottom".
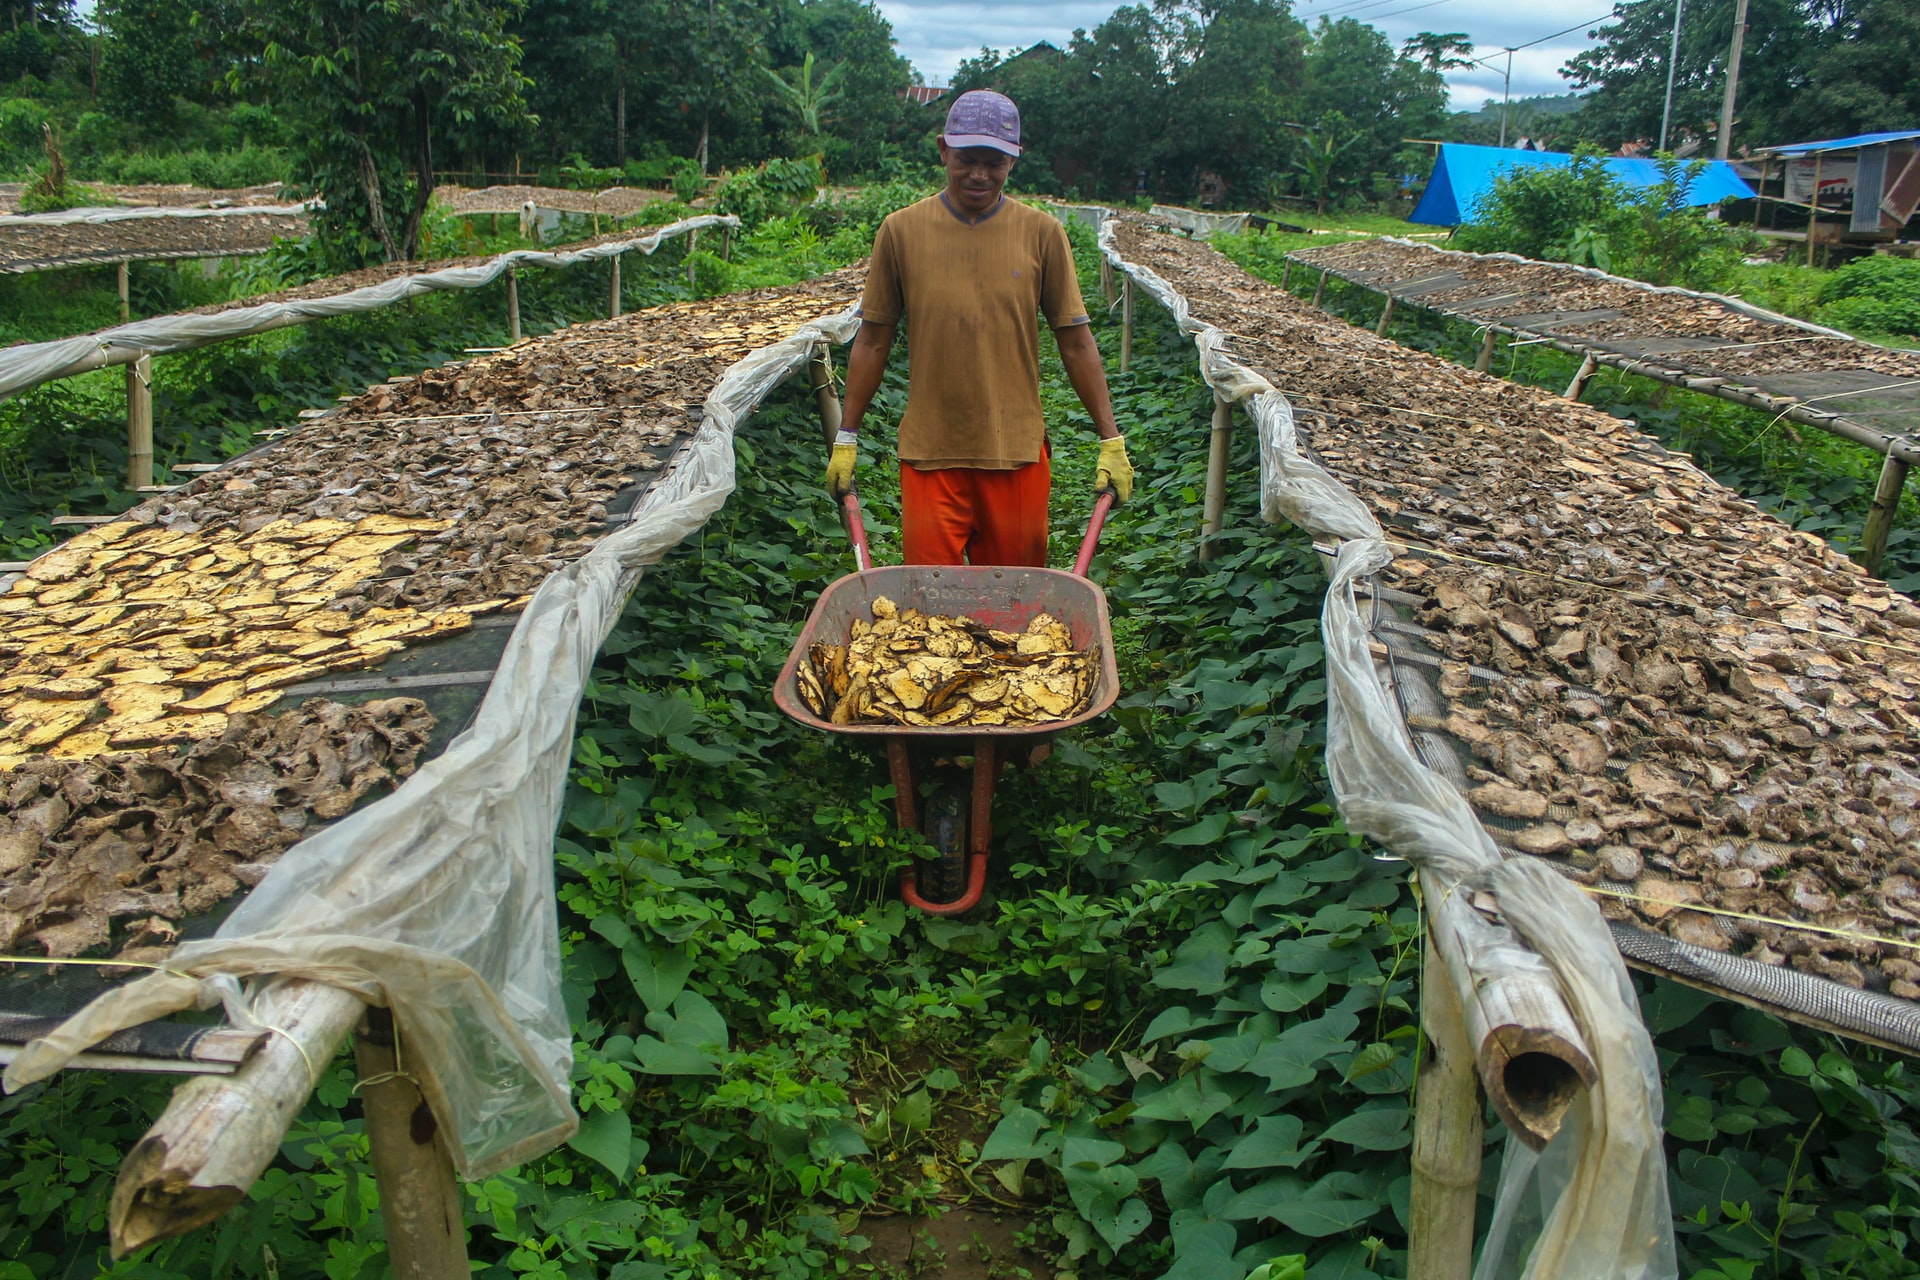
[{"left": 796, "top": 596, "right": 1101, "bottom": 728}]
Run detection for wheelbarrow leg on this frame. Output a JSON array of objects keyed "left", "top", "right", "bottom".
[
  {"left": 887, "top": 739, "right": 918, "bottom": 831},
  {"left": 900, "top": 740, "right": 994, "bottom": 916}
]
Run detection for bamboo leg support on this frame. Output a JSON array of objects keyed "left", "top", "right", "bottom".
[
  {"left": 720, "top": 226, "right": 732, "bottom": 262},
  {"left": 609, "top": 254, "right": 621, "bottom": 319},
  {"left": 1474, "top": 329, "right": 1496, "bottom": 373},
  {"left": 111, "top": 981, "right": 364, "bottom": 1256},
  {"left": 1408, "top": 931, "right": 1485, "bottom": 1280},
  {"left": 126, "top": 355, "right": 153, "bottom": 491},
  {"left": 1806, "top": 154, "right": 1823, "bottom": 268},
  {"left": 1374, "top": 295, "right": 1397, "bottom": 337},
  {"left": 506, "top": 268, "right": 521, "bottom": 343},
  {"left": 1100, "top": 255, "right": 1115, "bottom": 305},
  {"left": 1311, "top": 269, "right": 1328, "bottom": 307},
  {"left": 1281, "top": 260, "right": 1292, "bottom": 291},
  {"left": 118, "top": 260, "right": 131, "bottom": 322},
  {"left": 357, "top": 1009, "right": 468, "bottom": 1280},
  {"left": 1859, "top": 452, "right": 1910, "bottom": 578},
  {"left": 810, "top": 351, "right": 843, "bottom": 447},
  {"left": 1563, "top": 353, "right": 1599, "bottom": 401},
  {"left": 1120, "top": 277, "right": 1133, "bottom": 376},
  {"left": 686, "top": 229, "right": 700, "bottom": 288},
  {"left": 1200, "top": 394, "right": 1232, "bottom": 561}
]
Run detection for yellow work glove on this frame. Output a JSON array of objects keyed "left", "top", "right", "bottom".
[
  {"left": 1094, "top": 435, "right": 1135, "bottom": 504},
  {"left": 825, "top": 431, "right": 859, "bottom": 499}
]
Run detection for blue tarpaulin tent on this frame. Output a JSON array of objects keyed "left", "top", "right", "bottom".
[{"left": 1409, "top": 143, "right": 1756, "bottom": 227}]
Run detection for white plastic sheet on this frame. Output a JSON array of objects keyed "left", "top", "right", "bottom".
[
  {"left": 0, "top": 215, "right": 740, "bottom": 402},
  {"left": 0, "top": 202, "right": 318, "bottom": 227},
  {"left": 1147, "top": 204, "right": 1252, "bottom": 238},
  {"left": 5, "top": 297, "right": 862, "bottom": 1179},
  {"left": 1096, "top": 214, "right": 1675, "bottom": 1279}
]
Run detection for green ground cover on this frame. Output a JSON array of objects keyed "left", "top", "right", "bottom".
[
  {"left": 5, "top": 225, "right": 1918, "bottom": 1280},
  {"left": 1215, "top": 232, "right": 1920, "bottom": 593}
]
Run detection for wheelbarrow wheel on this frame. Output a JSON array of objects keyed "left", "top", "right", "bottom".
[{"left": 918, "top": 774, "right": 970, "bottom": 905}]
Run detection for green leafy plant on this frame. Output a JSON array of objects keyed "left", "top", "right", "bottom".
[{"left": 1816, "top": 256, "right": 1920, "bottom": 341}]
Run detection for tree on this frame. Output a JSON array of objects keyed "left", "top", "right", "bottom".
[
  {"left": 247, "top": 0, "right": 530, "bottom": 263},
  {"left": 97, "top": 0, "right": 232, "bottom": 128},
  {"left": 1301, "top": 17, "right": 1446, "bottom": 205},
  {"left": 763, "top": 51, "right": 843, "bottom": 138},
  {"left": 1561, "top": 0, "right": 1820, "bottom": 152},
  {"left": 1403, "top": 30, "right": 1474, "bottom": 73},
  {"left": 1793, "top": 0, "right": 1920, "bottom": 138}
]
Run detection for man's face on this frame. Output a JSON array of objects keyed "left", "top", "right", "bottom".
[{"left": 939, "top": 141, "right": 1016, "bottom": 216}]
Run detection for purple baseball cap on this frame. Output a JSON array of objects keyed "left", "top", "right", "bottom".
[{"left": 943, "top": 90, "right": 1022, "bottom": 157}]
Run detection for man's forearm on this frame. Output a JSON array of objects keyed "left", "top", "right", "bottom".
[
  {"left": 1056, "top": 324, "right": 1120, "bottom": 439},
  {"left": 840, "top": 322, "right": 895, "bottom": 433}
]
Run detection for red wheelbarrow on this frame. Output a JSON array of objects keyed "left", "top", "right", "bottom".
[{"left": 773, "top": 492, "right": 1121, "bottom": 915}]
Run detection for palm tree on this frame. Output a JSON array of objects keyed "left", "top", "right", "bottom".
[{"left": 762, "top": 52, "right": 845, "bottom": 139}]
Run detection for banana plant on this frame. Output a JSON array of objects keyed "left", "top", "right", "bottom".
[{"left": 761, "top": 52, "right": 845, "bottom": 139}]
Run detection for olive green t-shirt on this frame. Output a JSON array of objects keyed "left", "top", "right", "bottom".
[{"left": 859, "top": 193, "right": 1091, "bottom": 470}]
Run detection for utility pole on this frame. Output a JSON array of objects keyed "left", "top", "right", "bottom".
[
  {"left": 1714, "top": 0, "right": 1750, "bottom": 160},
  {"left": 1498, "top": 48, "right": 1514, "bottom": 148},
  {"left": 1659, "top": 0, "right": 1686, "bottom": 153}
]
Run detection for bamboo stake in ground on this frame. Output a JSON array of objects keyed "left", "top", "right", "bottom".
[
  {"left": 1312, "top": 268, "right": 1328, "bottom": 307},
  {"left": 1860, "top": 451, "right": 1910, "bottom": 578},
  {"left": 1200, "top": 393, "right": 1232, "bottom": 561},
  {"left": 810, "top": 350, "right": 842, "bottom": 447},
  {"left": 1120, "top": 276, "right": 1133, "bottom": 375},
  {"left": 1474, "top": 329, "right": 1497, "bottom": 373},
  {"left": 1100, "top": 254, "right": 1115, "bottom": 305},
  {"left": 1374, "top": 295, "right": 1396, "bottom": 337},
  {"left": 356, "top": 1009, "right": 468, "bottom": 1280},
  {"left": 609, "top": 253, "right": 622, "bottom": 319},
  {"left": 1563, "top": 352, "right": 1599, "bottom": 401},
  {"left": 111, "top": 980, "right": 364, "bottom": 1256},
  {"left": 126, "top": 354, "right": 152, "bottom": 491},
  {"left": 1407, "top": 929, "right": 1484, "bottom": 1280},
  {"left": 118, "top": 260, "right": 130, "bottom": 322},
  {"left": 1281, "top": 260, "right": 1292, "bottom": 291},
  {"left": 506, "top": 267, "right": 521, "bottom": 342}
]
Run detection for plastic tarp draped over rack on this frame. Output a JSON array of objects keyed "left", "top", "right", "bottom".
[
  {"left": 1095, "top": 213, "right": 1676, "bottom": 1278},
  {"left": 1147, "top": 204, "right": 1251, "bottom": 238},
  {"left": 0, "top": 214, "right": 740, "bottom": 403},
  {"left": 4, "top": 299, "right": 864, "bottom": 1179},
  {"left": 0, "top": 202, "right": 318, "bottom": 227}
]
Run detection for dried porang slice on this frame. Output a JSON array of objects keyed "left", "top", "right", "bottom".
[{"left": 796, "top": 597, "right": 1100, "bottom": 729}]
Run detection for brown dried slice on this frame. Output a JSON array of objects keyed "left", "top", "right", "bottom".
[{"left": 796, "top": 663, "right": 827, "bottom": 716}]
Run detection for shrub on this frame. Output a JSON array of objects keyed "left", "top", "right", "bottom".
[
  {"left": 712, "top": 155, "right": 826, "bottom": 227},
  {"left": 1816, "top": 256, "right": 1920, "bottom": 339},
  {"left": 1454, "top": 151, "right": 1753, "bottom": 291}
]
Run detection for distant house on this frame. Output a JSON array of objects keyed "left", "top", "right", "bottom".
[
  {"left": 1742, "top": 130, "right": 1920, "bottom": 249},
  {"left": 902, "top": 85, "right": 947, "bottom": 106}
]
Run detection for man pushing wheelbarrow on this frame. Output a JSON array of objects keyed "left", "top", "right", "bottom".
[
  {"left": 777, "top": 90, "right": 1134, "bottom": 915},
  {"left": 826, "top": 88, "right": 1136, "bottom": 559}
]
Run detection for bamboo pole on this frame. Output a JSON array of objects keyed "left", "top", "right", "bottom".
[
  {"left": 809, "top": 350, "right": 843, "bottom": 447},
  {"left": 1422, "top": 867, "right": 1594, "bottom": 1148},
  {"left": 1474, "top": 329, "right": 1497, "bottom": 373},
  {"left": 1311, "top": 269, "right": 1328, "bottom": 307},
  {"left": 126, "top": 355, "right": 152, "bottom": 491},
  {"left": 1407, "top": 930, "right": 1484, "bottom": 1279},
  {"left": 111, "top": 981, "right": 364, "bottom": 1256},
  {"left": 686, "top": 228, "right": 700, "bottom": 289},
  {"left": 1563, "top": 352, "right": 1599, "bottom": 401},
  {"left": 506, "top": 268, "right": 521, "bottom": 342},
  {"left": 1859, "top": 451, "right": 1910, "bottom": 578},
  {"left": 1374, "top": 295, "right": 1396, "bottom": 337},
  {"left": 1754, "top": 158, "right": 1770, "bottom": 230},
  {"left": 118, "top": 260, "right": 130, "bottom": 322},
  {"left": 1806, "top": 154, "right": 1823, "bottom": 268},
  {"left": 1200, "top": 393, "right": 1232, "bottom": 561},
  {"left": 609, "top": 253, "right": 622, "bottom": 319},
  {"left": 1100, "top": 255, "right": 1116, "bottom": 305},
  {"left": 720, "top": 225, "right": 732, "bottom": 262},
  {"left": 356, "top": 1010, "right": 468, "bottom": 1280},
  {"left": 1120, "top": 276, "right": 1133, "bottom": 375},
  {"left": 1281, "top": 260, "right": 1292, "bottom": 291}
]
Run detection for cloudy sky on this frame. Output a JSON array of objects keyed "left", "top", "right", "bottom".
[{"left": 874, "top": 0, "right": 1625, "bottom": 111}]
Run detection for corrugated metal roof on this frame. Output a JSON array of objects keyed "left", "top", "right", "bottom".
[{"left": 1759, "top": 129, "right": 1920, "bottom": 156}]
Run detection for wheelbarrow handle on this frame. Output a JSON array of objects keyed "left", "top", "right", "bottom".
[
  {"left": 841, "top": 491, "right": 873, "bottom": 572},
  {"left": 1073, "top": 490, "right": 1117, "bottom": 579}
]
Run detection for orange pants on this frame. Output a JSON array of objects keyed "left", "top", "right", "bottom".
[{"left": 900, "top": 454, "right": 1051, "bottom": 567}]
